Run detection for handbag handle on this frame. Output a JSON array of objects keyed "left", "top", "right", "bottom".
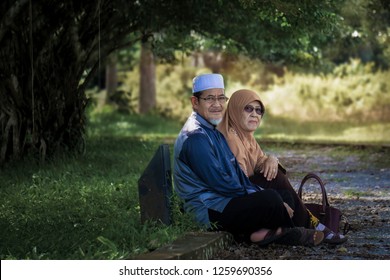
[{"left": 297, "top": 173, "right": 330, "bottom": 214}]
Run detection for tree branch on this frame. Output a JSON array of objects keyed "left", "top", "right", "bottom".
[{"left": 0, "top": 0, "right": 29, "bottom": 42}]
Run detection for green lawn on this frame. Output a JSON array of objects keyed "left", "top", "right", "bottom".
[
  {"left": 259, "top": 115, "right": 390, "bottom": 146},
  {"left": 0, "top": 113, "right": 195, "bottom": 259}
]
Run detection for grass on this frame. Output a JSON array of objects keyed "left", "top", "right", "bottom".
[
  {"left": 258, "top": 115, "right": 390, "bottom": 146},
  {"left": 87, "top": 106, "right": 183, "bottom": 138},
  {"left": 343, "top": 189, "right": 375, "bottom": 198},
  {"left": 0, "top": 108, "right": 389, "bottom": 259},
  {"left": 0, "top": 114, "right": 196, "bottom": 260}
]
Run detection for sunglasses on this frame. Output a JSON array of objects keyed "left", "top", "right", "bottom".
[{"left": 244, "top": 105, "right": 265, "bottom": 116}]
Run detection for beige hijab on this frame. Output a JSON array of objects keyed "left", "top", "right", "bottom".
[{"left": 217, "top": 89, "right": 267, "bottom": 177}]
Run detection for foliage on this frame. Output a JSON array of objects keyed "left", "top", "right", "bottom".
[
  {"left": 0, "top": 0, "right": 143, "bottom": 164},
  {"left": 151, "top": 0, "right": 344, "bottom": 66},
  {"left": 219, "top": 0, "right": 341, "bottom": 65},
  {"left": 0, "top": 0, "right": 201, "bottom": 163},
  {"left": 118, "top": 55, "right": 390, "bottom": 126},
  {"left": 263, "top": 59, "right": 390, "bottom": 122},
  {"left": 322, "top": 0, "right": 390, "bottom": 69},
  {"left": 1, "top": 0, "right": 346, "bottom": 164}
]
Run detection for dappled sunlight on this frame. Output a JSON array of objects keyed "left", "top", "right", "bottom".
[
  {"left": 341, "top": 124, "right": 390, "bottom": 141},
  {"left": 256, "top": 60, "right": 390, "bottom": 123},
  {"left": 116, "top": 121, "right": 136, "bottom": 129},
  {"left": 258, "top": 119, "right": 389, "bottom": 145},
  {"left": 87, "top": 107, "right": 390, "bottom": 145},
  {"left": 86, "top": 106, "right": 182, "bottom": 139}
]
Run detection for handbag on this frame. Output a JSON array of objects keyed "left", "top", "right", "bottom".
[{"left": 297, "top": 173, "right": 350, "bottom": 234}]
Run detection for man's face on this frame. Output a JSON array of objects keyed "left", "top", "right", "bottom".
[{"left": 191, "top": 88, "right": 226, "bottom": 124}]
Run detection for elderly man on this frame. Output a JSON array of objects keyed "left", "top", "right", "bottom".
[{"left": 173, "top": 73, "right": 323, "bottom": 246}]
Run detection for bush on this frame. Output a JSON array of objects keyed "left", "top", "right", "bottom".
[
  {"left": 261, "top": 59, "right": 390, "bottom": 122},
  {"left": 116, "top": 56, "right": 389, "bottom": 124}
]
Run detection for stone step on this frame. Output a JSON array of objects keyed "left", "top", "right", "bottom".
[{"left": 133, "top": 231, "right": 233, "bottom": 260}]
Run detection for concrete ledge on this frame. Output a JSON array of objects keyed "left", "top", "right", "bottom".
[{"left": 133, "top": 231, "right": 234, "bottom": 260}]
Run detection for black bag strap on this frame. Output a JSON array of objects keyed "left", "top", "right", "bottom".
[
  {"left": 298, "top": 173, "right": 330, "bottom": 214},
  {"left": 298, "top": 173, "right": 351, "bottom": 235}
]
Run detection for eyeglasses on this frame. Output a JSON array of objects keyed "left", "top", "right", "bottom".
[
  {"left": 198, "top": 96, "right": 229, "bottom": 104},
  {"left": 244, "top": 105, "right": 265, "bottom": 116}
]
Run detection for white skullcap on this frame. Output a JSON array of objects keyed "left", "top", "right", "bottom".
[{"left": 192, "top": 74, "right": 224, "bottom": 94}]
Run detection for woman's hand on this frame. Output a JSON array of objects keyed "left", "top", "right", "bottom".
[{"left": 259, "top": 156, "right": 279, "bottom": 181}]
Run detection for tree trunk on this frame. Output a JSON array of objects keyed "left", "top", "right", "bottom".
[
  {"left": 139, "top": 39, "right": 156, "bottom": 114},
  {"left": 106, "top": 53, "right": 118, "bottom": 101},
  {"left": 96, "top": 54, "right": 117, "bottom": 110}
]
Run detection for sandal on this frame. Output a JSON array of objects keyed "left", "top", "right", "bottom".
[
  {"left": 322, "top": 226, "right": 348, "bottom": 245},
  {"left": 252, "top": 228, "right": 292, "bottom": 246},
  {"left": 275, "top": 227, "right": 324, "bottom": 247},
  {"left": 298, "top": 228, "right": 324, "bottom": 246}
]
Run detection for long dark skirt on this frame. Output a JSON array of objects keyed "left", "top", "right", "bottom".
[
  {"left": 249, "top": 169, "right": 312, "bottom": 228},
  {"left": 208, "top": 189, "right": 294, "bottom": 237}
]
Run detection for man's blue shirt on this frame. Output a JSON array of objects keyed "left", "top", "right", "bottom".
[{"left": 173, "top": 112, "right": 261, "bottom": 227}]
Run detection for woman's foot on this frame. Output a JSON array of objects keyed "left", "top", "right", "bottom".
[
  {"left": 316, "top": 223, "right": 348, "bottom": 244},
  {"left": 251, "top": 227, "right": 286, "bottom": 246}
]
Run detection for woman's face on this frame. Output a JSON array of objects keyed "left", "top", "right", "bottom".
[{"left": 239, "top": 100, "right": 263, "bottom": 133}]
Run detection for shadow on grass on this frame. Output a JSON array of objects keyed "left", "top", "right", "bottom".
[{"left": 0, "top": 137, "right": 195, "bottom": 259}]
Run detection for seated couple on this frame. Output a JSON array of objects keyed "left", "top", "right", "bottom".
[{"left": 173, "top": 73, "right": 347, "bottom": 246}]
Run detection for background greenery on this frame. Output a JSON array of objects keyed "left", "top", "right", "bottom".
[
  {"left": 111, "top": 56, "right": 389, "bottom": 145},
  {"left": 1, "top": 0, "right": 389, "bottom": 260},
  {"left": 2, "top": 0, "right": 389, "bottom": 163}
]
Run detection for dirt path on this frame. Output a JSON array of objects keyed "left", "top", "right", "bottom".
[{"left": 212, "top": 144, "right": 390, "bottom": 260}]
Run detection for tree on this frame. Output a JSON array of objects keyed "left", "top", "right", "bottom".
[
  {"left": 321, "top": 0, "right": 390, "bottom": 68},
  {"left": 139, "top": 38, "right": 156, "bottom": 114},
  {"left": 105, "top": 53, "right": 118, "bottom": 105},
  {"left": 0, "top": 0, "right": 180, "bottom": 164},
  {"left": 0, "top": 0, "right": 343, "bottom": 164}
]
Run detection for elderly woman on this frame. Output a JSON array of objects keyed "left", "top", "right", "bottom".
[{"left": 217, "top": 89, "right": 347, "bottom": 244}]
